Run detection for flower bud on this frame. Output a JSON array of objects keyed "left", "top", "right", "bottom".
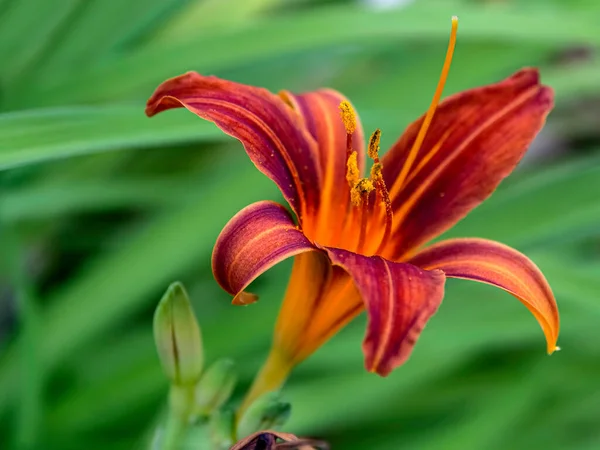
[
  {"left": 195, "top": 359, "right": 237, "bottom": 415},
  {"left": 153, "top": 282, "right": 203, "bottom": 385},
  {"left": 236, "top": 392, "right": 291, "bottom": 440}
]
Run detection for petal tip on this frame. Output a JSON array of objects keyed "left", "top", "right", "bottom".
[
  {"left": 367, "top": 363, "right": 392, "bottom": 377},
  {"left": 548, "top": 345, "right": 561, "bottom": 355},
  {"left": 232, "top": 292, "right": 259, "bottom": 306}
]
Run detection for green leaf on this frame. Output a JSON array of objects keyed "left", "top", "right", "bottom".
[{"left": 0, "top": 106, "right": 221, "bottom": 171}]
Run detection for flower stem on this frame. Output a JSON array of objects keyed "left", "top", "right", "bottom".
[
  {"left": 161, "top": 384, "right": 195, "bottom": 450},
  {"left": 238, "top": 348, "right": 293, "bottom": 418}
]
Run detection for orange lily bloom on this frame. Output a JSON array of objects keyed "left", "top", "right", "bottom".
[{"left": 146, "top": 18, "right": 559, "bottom": 410}]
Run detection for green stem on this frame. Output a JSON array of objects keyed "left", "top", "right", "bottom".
[
  {"left": 237, "top": 347, "right": 293, "bottom": 418},
  {"left": 1, "top": 228, "right": 43, "bottom": 450},
  {"left": 161, "top": 384, "right": 196, "bottom": 450}
]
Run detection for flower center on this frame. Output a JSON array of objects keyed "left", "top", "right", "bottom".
[
  {"left": 339, "top": 102, "right": 393, "bottom": 254},
  {"left": 337, "top": 16, "right": 458, "bottom": 255}
]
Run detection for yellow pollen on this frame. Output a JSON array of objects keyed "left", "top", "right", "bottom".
[
  {"left": 370, "top": 162, "right": 383, "bottom": 181},
  {"left": 346, "top": 151, "right": 360, "bottom": 187},
  {"left": 368, "top": 129, "right": 381, "bottom": 160},
  {"left": 351, "top": 178, "right": 374, "bottom": 206},
  {"left": 339, "top": 101, "right": 357, "bottom": 134}
]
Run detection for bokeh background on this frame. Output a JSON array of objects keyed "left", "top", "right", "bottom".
[{"left": 1, "top": 0, "right": 599, "bottom": 449}]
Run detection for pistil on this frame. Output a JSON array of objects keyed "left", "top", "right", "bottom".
[{"left": 391, "top": 16, "right": 458, "bottom": 196}]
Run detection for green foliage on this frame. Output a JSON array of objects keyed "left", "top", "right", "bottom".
[{"left": 0, "top": 0, "right": 599, "bottom": 449}]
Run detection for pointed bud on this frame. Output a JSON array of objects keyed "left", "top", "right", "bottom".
[
  {"left": 195, "top": 359, "right": 237, "bottom": 415},
  {"left": 153, "top": 282, "right": 203, "bottom": 385},
  {"left": 236, "top": 392, "right": 291, "bottom": 439}
]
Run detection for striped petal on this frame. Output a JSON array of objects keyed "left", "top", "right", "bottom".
[
  {"left": 212, "top": 201, "right": 315, "bottom": 305},
  {"left": 409, "top": 238, "right": 560, "bottom": 353},
  {"left": 325, "top": 248, "right": 446, "bottom": 376},
  {"left": 273, "top": 251, "right": 361, "bottom": 365},
  {"left": 280, "top": 89, "right": 365, "bottom": 243},
  {"left": 146, "top": 72, "right": 322, "bottom": 220},
  {"left": 381, "top": 69, "right": 554, "bottom": 258}
]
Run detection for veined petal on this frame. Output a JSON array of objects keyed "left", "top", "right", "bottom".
[
  {"left": 325, "top": 248, "right": 446, "bottom": 376},
  {"left": 212, "top": 201, "right": 315, "bottom": 305},
  {"left": 146, "top": 72, "right": 322, "bottom": 220},
  {"left": 381, "top": 69, "right": 554, "bottom": 258},
  {"left": 280, "top": 89, "right": 365, "bottom": 244},
  {"left": 241, "top": 250, "right": 362, "bottom": 407},
  {"left": 274, "top": 251, "right": 360, "bottom": 363},
  {"left": 409, "top": 238, "right": 560, "bottom": 353}
]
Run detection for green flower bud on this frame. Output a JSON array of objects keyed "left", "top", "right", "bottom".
[
  {"left": 195, "top": 359, "right": 237, "bottom": 415},
  {"left": 153, "top": 282, "right": 203, "bottom": 385},
  {"left": 236, "top": 392, "right": 291, "bottom": 440}
]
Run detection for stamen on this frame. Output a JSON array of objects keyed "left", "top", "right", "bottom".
[
  {"left": 367, "top": 128, "right": 394, "bottom": 253},
  {"left": 351, "top": 179, "right": 374, "bottom": 254},
  {"left": 339, "top": 101, "right": 357, "bottom": 135},
  {"left": 394, "top": 16, "right": 458, "bottom": 192},
  {"left": 368, "top": 129, "right": 381, "bottom": 160},
  {"left": 370, "top": 163, "right": 392, "bottom": 240},
  {"left": 356, "top": 199, "right": 370, "bottom": 255},
  {"left": 346, "top": 151, "right": 360, "bottom": 188},
  {"left": 350, "top": 178, "right": 374, "bottom": 207},
  {"left": 340, "top": 100, "right": 357, "bottom": 159}
]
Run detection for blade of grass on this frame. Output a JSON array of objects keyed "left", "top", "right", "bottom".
[
  {"left": 12, "top": 2, "right": 599, "bottom": 107},
  {"left": 0, "top": 106, "right": 222, "bottom": 171}
]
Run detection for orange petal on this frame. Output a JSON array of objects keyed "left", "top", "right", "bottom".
[
  {"left": 146, "top": 72, "right": 322, "bottom": 221},
  {"left": 281, "top": 89, "right": 365, "bottom": 245},
  {"left": 381, "top": 69, "right": 554, "bottom": 258},
  {"left": 212, "top": 201, "right": 315, "bottom": 305},
  {"left": 409, "top": 238, "right": 560, "bottom": 353},
  {"left": 325, "top": 248, "right": 446, "bottom": 377},
  {"left": 242, "top": 250, "right": 362, "bottom": 409},
  {"left": 273, "top": 251, "right": 361, "bottom": 364}
]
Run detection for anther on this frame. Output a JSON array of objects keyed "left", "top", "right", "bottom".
[
  {"left": 339, "top": 101, "right": 357, "bottom": 135},
  {"left": 340, "top": 100, "right": 357, "bottom": 160},
  {"left": 368, "top": 129, "right": 381, "bottom": 160},
  {"left": 346, "top": 151, "right": 360, "bottom": 188},
  {"left": 350, "top": 178, "right": 374, "bottom": 207}
]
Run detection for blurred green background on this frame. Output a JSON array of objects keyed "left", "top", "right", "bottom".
[{"left": 1, "top": 0, "right": 599, "bottom": 449}]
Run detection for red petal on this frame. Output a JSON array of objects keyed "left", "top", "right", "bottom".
[
  {"left": 146, "top": 72, "right": 322, "bottom": 220},
  {"left": 409, "top": 238, "right": 560, "bottom": 353},
  {"left": 381, "top": 69, "right": 554, "bottom": 258},
  {"left": 211, "top": 201, "right": 315, "bottom": 305},
  {"left": 325, "top": 248, "right": 446, "bottom": 376},
  {"left": 281, "top": 89, "right": 366, "bottom": 243}
]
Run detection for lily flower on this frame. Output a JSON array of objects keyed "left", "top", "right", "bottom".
[{"left": 146, "top": 17, "right": 559, "bottom": 410}]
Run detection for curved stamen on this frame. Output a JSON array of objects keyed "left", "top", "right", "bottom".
[
  {"left": 339, "top": 100, "right": 357, "bottom": 159},
  {"left": 352, "top": 179, "right": 374, "bottom": 253},
  {"left": 368, "top": 129, "right": 394, "bottom": 253}
]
